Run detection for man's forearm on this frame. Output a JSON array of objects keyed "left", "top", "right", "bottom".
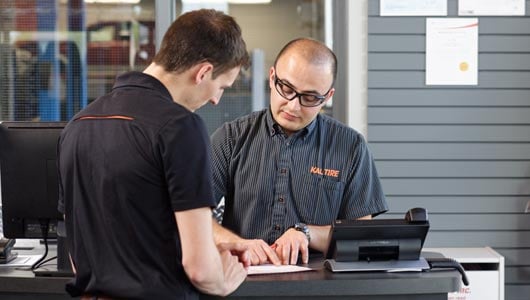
[
  {"left": 307, "top": 225, "right": 331, "bottom": 253},
  {"left": 308, "top": 215, "right": 372, "bottom": 253},
  {"left": 213, "top": 220, "right": 244, "bottom": 245}
]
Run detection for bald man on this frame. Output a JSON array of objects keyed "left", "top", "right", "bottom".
[{"left": 210, "top": 38, "right": 388, "bottom": 266}]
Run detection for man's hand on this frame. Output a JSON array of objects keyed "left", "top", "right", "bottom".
[
  {"left": 212, "top": 222, "right": 280, "bottom": 266},
  {"left": 217, "top": 242, "right": 251, "bottom": 269},
  {"left": 272, "top": 228, "right": 309, "bottom": 265},
  {"left": 217, "top": 248, "right": 248, "bottom": 296},
  {"left": 237, "top": 239, "right": 281, "bottom": 266}
]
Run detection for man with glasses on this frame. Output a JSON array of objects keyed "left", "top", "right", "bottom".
[{"left": 210, "top": 38, "right": 388, "bottom": 266}]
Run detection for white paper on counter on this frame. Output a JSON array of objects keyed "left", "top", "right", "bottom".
[{"left": 248, "top": 264, "right": 313, "bottom": 275}]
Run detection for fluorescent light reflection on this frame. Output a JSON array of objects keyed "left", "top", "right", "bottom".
[{"left": 84, "top": 0, "right": 141, "bottom": 4}]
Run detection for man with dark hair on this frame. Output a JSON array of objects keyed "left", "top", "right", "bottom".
[
  {"left": 58, "top": 9, "right": 250, "bottom": 299},
  {"left": 211, "top": 38, "right": 388, "bottom": 266}
]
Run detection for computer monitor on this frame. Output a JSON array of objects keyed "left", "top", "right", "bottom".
[
  {"left": 0, "top": 121, "right": 65, "bottom": 239},
  {"left": 0, "top": 121, "right": 72, "bottom": 276}
]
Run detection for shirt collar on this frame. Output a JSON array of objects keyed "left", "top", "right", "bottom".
[
  {"left": 113, "top": 71, "right": 173, "bottom": 103},
  {"left": 265, "top": 107, "right": 318, "bottom": 139}
]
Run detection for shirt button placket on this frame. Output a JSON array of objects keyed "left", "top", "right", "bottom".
[{"left": 270, "top": 139, "right": 292, "bottom": 242}]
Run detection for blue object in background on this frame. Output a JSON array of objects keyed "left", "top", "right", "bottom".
[
  {"left": 66, "top": 0, "right": 87, "bottom": 120},
  {"left": 36, "top": 0, "right": 60, "bottom": 121}
]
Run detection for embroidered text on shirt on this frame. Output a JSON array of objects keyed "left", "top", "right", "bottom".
[{"left": 310, "top": 166, "right": 340, "bottom": 178}]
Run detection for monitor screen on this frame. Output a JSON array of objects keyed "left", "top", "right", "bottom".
[{"left": 0, "top": 121, "right": 66, "bottom": 239}]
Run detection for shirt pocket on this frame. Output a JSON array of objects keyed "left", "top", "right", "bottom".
[{"left": 297, "top": 175, "right": 345, "bottom": 225}]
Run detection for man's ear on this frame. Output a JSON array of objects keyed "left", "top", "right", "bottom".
[
  {"left": 194, "top": 62, "right": 214, "bottom": 84},
  {"left": 268, "top": 67, "right": 275, "bottom": 89},
  {"left": 323, "top": 88, "right": 335, "bottom": 104}
]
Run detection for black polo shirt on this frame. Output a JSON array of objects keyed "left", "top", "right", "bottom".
[
  {"left": 211, "top": 109, "right": 388, "bottom": 244},
  {"left": 58, "top": 71, "right": 215, "bottom": 299}
]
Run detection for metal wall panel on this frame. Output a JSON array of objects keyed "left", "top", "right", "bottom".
[
  {"left": 369, "top": 53, "right": 530, "bottom": 70},
  {"left": 375, "top": 161, "right": 530, "bottom": 177},
  {"left": 369, "top": 107, "right": 530, "bottom": 124},
  {"left": 369, "top": 89, "right": 530, "bottom": 106},
  {"left": 370, "top": 143, "right": 530, "bottom": 160},
  {"left": 367, "top": 1, "right": 530, "bottom": 298},
  {"left": 381, "top": 214, "right": 530, "bottom": 230},
  {"left": 385, "top": 196, "right": 530, "bottom": 213},
  {"left": 424, "top": 232, "right": 530, "bottom": 248},
  {"left": 369, "top": 125, "right": 530, "bottom": 142}
]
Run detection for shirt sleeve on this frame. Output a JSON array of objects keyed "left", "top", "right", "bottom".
[
  {"left": 210, "top": 123, "right": 233, "bottom": 206},
  {"left": 159, "top": 113, "right": 216, "bottom": 211},
  {"left": 339, "top": 135, "right": 388, "bottom": 219}
]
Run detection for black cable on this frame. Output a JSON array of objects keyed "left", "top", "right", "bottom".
[
  {"left": 33, "top": 255, "right": 58, "bottom": 269},
  {"left": 426, "top": 257, "right": 469, "bottom": 286},
  {"left": 31, "top": 220, "right": 50, "bottom": 270}
]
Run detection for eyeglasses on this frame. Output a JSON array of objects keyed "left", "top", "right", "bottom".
[{"left": 273, "top": 74, "right": 332, "bottom": 107}]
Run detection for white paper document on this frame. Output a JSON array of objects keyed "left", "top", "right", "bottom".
[
  {"left": 426, "top": 18, "right": 478, "bottom": 85},
  {"left": 0, "top": 254, "right": 43, "bottom": 268},
  {"left": 380, "top": 0, "right": 447, "bottom": 16},
  {"left": 248, "top": 264, "right": 313, "bottom": 275},
  {"left": 459, "top": 0, "right": 525, "bottom": 16}
]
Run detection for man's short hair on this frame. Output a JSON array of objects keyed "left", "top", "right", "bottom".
[
  {"left": 153, "top": 9, "right": 249, "bottom": 78},
  {"left": 274, "top": 38, "right": 337, "bottom": 83}
]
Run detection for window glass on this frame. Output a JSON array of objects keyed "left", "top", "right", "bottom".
[
  {"left": 178, "top": 0, "right": 328, "bottom": 134},
  {"left": 88, "top": 25, "right": 115, "bottom": 42},
  {"left": 0, "top": 0, "right": 326, "bottom": 131},
  {"left": 0, "top": 0, "right": 155, "bottom": 121}
]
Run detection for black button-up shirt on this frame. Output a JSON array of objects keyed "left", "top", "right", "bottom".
[{"left": 211, "top": 109, "right": 388, "bottom": 244}]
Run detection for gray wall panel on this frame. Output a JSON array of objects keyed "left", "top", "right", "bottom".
[
  {"left": 369, "top": 35, "right": 530, "bottom": 52},
  {"left": 369, "top": 53, "right": 530, "bottom": 70},
  {"left": 368, "top": 71, "right": 530, "bottom": 88},
  {"left": 367, "top": 1, "right": 530, "bottom": 297},
  {"left": 370, "top": 143, "right": 530, "bottom": 160},
  {"left": 424, "top": 232, "right": 530, "bottom": 248},
  {"left": 369, "top": 35, "right": 424, "bottom": 52},
  {"left": 375, "top": 161, "right": 530, "bottom": 178},
  {"left": 381, "top": 214, "right": 530, "bottom": 230},
  {"left": 380, "top": 178, "right": 530, "bottom": 196},
  {"left": 385, "top": 196, "right": 530, "bottom": 213},
  {"left": 506, "top": 286, "right": 530, "bottom": 300},
  {"left": 369, "top": 89, "right": 530, "bottom": 106},
  {"left": 505, "top": 267, "right": 530, "bottom": 283},
  {"left": 369, "top": 125, "right": 530, "bottom": 142},
  {"left": 497, "top": 249, "right": 530, "bottom": 266},
  {"left": 369, "top": 107, "right": 530, "bottom": 124},
  {"left": 368, "top": 18, "right": 530, "bottom": 34}
]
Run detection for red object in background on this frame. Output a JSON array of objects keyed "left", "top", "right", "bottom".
[
  {"left": 15, "top": 1, "right": 37, "bottom": 30},
  {"left": 86, "top": 20, "right": 155, "bottom": 66},
  {"left": 14, "top": 20, "right": 156, "bottom": 67}
]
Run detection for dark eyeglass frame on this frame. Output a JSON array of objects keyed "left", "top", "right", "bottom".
[{"left": 273, "top": 74, "right": 332, "bottom": 108}]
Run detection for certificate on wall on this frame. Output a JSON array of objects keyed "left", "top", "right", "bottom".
[
  {"left": 459, "top": 0, "right": 525, "bottom": 16},
  {"left": 426, "top": 18, "right": 478, "bottom": 85},
  {"left": 380, "top": 0, "right": 447, "bottom": 16}
]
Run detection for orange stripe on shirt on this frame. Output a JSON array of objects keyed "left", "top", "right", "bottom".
[{"left": 76, "top": 115, "right": 134, "bottom": 121}]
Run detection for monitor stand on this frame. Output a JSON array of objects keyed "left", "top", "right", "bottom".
[{"left": 33, "top": 227, "right": 74, "bottom": 278}]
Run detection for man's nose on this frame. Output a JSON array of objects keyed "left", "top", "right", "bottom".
[{"left": 286, "top": 96, "right": 302, "bottom": 111}]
